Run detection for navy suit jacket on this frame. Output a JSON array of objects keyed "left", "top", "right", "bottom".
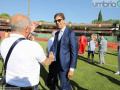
[{"left": 50, "top": 27, "right": 78, "bottom": 71}]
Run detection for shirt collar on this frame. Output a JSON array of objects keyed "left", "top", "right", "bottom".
[
  {"left": 60, "top": 26, "right": 66, "bottom": 32},
  {"left": 10, "top": 33, "right": 26, "bottom": 38}
]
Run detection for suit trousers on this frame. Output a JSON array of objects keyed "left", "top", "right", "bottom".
[
  {"left": 46, "top": 61, "right": 58, "bottom": 88},
  {"left": 58, "top": 70, "right": 72, "bottom": 90},
  {"left": 118, "top": 55, "right": 120, "bottom": 72},
  {"left": 99, "top": 51, "right": 105, "bottom": 64}
]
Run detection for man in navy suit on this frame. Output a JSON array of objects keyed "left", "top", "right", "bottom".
[{"left": 50, "top": 13, "right": 78, "bottom": 90}]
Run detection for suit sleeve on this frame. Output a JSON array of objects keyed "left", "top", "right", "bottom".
[{"left": 69, "top": 31, "right": 78, "bottom": 69}]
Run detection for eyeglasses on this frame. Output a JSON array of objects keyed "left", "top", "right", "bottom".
[{"left": 54, "top": 19, "right": 62, "bottom": 23}]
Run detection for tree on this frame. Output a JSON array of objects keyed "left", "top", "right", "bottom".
[
  {"left": 98, "top": 10, "right": 103, "bottom": 23},
  {"left": 92, "top": 19, "right": 98, "bottom": 24},
  {"left": 68, "top": 21, "right": 72, "bottom": 24},
  {"left": 39, "top": 20, "right": 45, "bottom": 22},
  {"left": 0, "top": 13, "right": 11, "bottom": 19}
]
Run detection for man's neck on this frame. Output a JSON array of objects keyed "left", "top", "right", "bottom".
[
  {"left": 12, "top": 31, "right": 26, "bottom": 38},
  {"left": 60, "top": 26, "right": 66, "bottom": 30}
]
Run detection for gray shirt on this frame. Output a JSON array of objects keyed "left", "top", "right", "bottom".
[
  {"left": 88, "top": 40, "right": 97, "bottom": 51},
  {"left": 99, "top": 39, "right": 107, "bottom": 52}
]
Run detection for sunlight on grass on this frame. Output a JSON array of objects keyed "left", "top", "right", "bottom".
[{"left": 0, "top": 41, "right": 120, "bottom": 90}]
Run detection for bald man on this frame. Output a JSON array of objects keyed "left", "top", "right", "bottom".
[
  {"left": 0, "top": 14, "right": 54, "bottom": 90},
  {"left": 98, "top": 36, "right": 107, "bottom": 65}
]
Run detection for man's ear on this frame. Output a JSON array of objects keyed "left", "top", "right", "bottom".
[
  {"left": 24, "top": 26, "right": 28, "bottom": 33},
  {"left": 64, "top": 19, "right": 66, "bottom": 24}
]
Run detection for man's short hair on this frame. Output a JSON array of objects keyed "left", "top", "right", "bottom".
[
  {"left": 54, "top": 13, "right": 65, "bottom": 20},
  {"left": 10, "top": 17, "right": 30, "bottom": 32}
]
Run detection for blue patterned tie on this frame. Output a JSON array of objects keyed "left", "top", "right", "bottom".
[{"left": 58, "top": 31, "right": 63, "bottom": 41}]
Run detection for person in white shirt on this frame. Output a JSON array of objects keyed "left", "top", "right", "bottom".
[
  {"left": 114, "top": 41, "right": 120, "bottom": 75},
  {"left": 0, "top": 14, "right": 54, "bottom": 90},
  {"left": 87, "top": 35, "right": 97, "bottom": 63},
  {"left": 46, "top": 31, "right": 58, "bottom": 90}
]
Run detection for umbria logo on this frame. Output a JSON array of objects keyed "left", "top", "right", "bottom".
[
  {"left": 117, "top": 0, "right": 120, "bottom": 7},
  {"left": 92, "top": 0, "right": 120, "bottom": 8}
]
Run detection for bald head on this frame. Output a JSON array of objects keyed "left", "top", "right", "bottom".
[
  {"left": 100, "top": 36, "right": 104, "bottom": 40},
  {"left": 10, "top": 14, "right": 30, "bottom": 32}
]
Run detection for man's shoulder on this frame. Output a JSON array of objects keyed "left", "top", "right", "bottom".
[
  {"left": 49, "top": 37, "right": 53, "bottom": 40},
  {"left": 66, "top": 27, "right": 73, "bottom": 31},
  {"left": 103, "top": 39, "right": 107, "bottom": 42},
  {"left": 66, "top": 27, "right": 75, "bottom": 34},
  {"left": 22, "top": 40, "right": 41, "bottom": 47},
  {"left": 1, "top": 37, "right": 10, "bottom": 45},
  {"left": 48, "top": 37, "right": 54, "bottom": 43}
]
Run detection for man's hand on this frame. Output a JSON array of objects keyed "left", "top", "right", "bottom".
[
  {"left": 95, "top": 50, "right": 97, "bottom": 53},
  {"left": 41, "top": 52, "right": 54, "bottom": 66},
  {"left": 68, "top": 70, "right": 73, "bottom": 79},
  {"left": 49, "top": 52, "right": 54, "bottom": 62},
  {"left": 30, "top": 21, "right": 39, "bottom": 32}
]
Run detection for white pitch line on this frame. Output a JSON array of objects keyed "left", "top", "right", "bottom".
[{"left": 105, "top": 63, "right": 118, "bottom": 67}]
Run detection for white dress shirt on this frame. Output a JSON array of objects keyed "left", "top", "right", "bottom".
[
  {"left": 58, "top": 26, "right": 66, "bottom": 41},
  {"left": 1, "top": 34, "right": 46, "bottom": 87}
]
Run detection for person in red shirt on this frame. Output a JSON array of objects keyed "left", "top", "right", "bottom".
[{"left": 78, "top": 35, "right": 87, "bottom": 54}]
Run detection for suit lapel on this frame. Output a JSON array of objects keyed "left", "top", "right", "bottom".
[
  {"left": 61, "top": 27, "right": 69, "bottom": 45},
  {"left": 54, "top": 31, "right": 59, "bottom": 49},
  {"left": 56, "top": 31, "right": 59, "bottom": 43}
]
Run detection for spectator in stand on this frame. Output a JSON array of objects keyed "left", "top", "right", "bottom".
[
  {"left": 98, "top": 36, "right": 107, "bottom": 65},
  {"left": 114, "top": 39, "right": 120, "bottom": 75},
  {"left": 78, "top": 35, "right": 87, "bottom": 54},
  {"left": 87, "top": 35, "right": 97, "bottom": 63},
  {"left": 98, "top": 36, "right": 107, "bottom": 55},
  {"left": 46, "top": 30, "right": 58, "bottom": 90}
]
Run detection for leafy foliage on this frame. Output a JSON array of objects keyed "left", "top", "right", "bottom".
[
  {"left": 92, "top": 19, "right": 119, "bottom": 24},
  {"left": 39, "top": 20, "right": 45, "bottom": 22},
  {"left": 98, "top": 10, "right": 103, "bottom": 22},
  {"left": 68, "top": 21, "right": 72, "bottom": 24},
  {"left": 0, "top": 13, "right": 11, "bottom": 19}
]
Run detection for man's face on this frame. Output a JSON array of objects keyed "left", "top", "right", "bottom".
[
  {"left": 91, "top": 36, "right": 93, "bottom": 40},
  {"left": 54, "top": 15, "right": 66, "bottom": 29}
]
